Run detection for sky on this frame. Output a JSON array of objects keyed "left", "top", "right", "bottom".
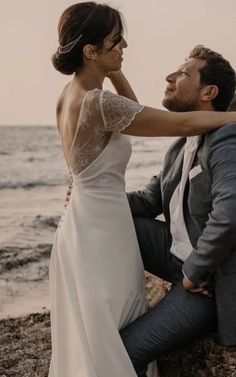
[{"left": 0, "top": 0, "right": 235, "bottom": 125}]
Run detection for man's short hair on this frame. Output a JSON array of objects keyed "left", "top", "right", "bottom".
[
  {"left": 189, "top": 45, "right": 236, "bottom": 111},
  {"left": 228, "top": 93, "right": 236, "bottom": 111}
]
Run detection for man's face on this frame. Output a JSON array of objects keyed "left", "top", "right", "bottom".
[{"left": 162, "top": 58, "right": 207, "bottom": 112}]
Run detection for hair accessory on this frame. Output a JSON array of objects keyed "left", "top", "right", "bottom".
[{"left": 59, "top": 33, "right": 83, "bottom": 54}]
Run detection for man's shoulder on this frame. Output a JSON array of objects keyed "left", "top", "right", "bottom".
[
  {"left": 205, "top": 122, "right": 236, "bottom": 144},
  {"left": 165, "top": 137, "right": 186, "bottom": 156},
  {"left": 162, "top": 137, "right": 186, "bottom": 172}
]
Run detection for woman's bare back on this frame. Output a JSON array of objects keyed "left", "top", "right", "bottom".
[{"left": 56, "top": 81, "right": 88, "bottom": 165}]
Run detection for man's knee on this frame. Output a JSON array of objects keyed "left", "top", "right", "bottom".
[
  {"left": 133, "top": 217, "right": 170, "bottom": 244},
  {"left": 133, "top": 216, "right": 159, "bottom": 232},
  {"left": 133, "top": 216, "right": 150, "bottom": 236},
  {"left": 133, "top": 217, "right": 172, "bottom": 278}
]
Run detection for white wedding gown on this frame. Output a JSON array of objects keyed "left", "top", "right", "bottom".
[{"left": 49, "top": 89, "right": 157, "bottom": 377}]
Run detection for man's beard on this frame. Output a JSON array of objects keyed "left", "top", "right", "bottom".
[{"left": 162, "top": 97, "right": 200, "bottom": 112}]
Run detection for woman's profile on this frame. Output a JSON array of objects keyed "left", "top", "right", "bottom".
[{"left": 49, "top": 2, "right": 236, "bottom": 376}]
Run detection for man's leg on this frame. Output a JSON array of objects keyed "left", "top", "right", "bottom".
[
  {"left": 121, "top": 283, "right": 216, "bottom": 377},
  {"left": 122, "top": 217, "right": 216, "bottom": 376}
]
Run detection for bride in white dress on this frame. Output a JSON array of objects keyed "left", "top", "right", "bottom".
[{"left": 49, "top": 3, "right": 236, "bottom": 377}]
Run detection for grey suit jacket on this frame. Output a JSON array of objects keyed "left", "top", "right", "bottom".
[{"left": 128, "top": 122, "right": 236, "bottom": 346}]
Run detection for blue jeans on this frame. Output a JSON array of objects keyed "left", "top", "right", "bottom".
[{"left": 120, "top": 218, "right": 216, "bottom": 377}]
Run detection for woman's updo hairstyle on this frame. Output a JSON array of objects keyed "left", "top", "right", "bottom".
[{"left": 52, "top": 2, "right": 123, "bottom": 75}]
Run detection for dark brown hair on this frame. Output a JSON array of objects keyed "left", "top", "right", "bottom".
[
  {"left": 189, "top": 45, "right": 236, "bottom": 111},
  {"left": 52, "top": 2, "right": 123, "bottom": 75}
]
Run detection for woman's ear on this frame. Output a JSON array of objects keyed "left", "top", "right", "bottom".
[{"left": 83, "top": 44, "right": 97, "bottom": 61}]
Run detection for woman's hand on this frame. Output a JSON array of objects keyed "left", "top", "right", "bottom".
[
  {"left": 106, "top": 70, "right": 123, "bottom": 80},
  {"left": 106, "top": 70, "right": 138, "bottom": 102}
]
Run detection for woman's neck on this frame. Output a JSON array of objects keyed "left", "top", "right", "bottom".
[{"left": 74, "top": 65, "right": 106, "bottom": 91}]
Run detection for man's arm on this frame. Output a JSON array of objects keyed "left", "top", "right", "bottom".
[
  {"left": 183, "top": 123, "right": 236, "bottom": 288},
  {"left": 127, "top": 174, "right": 163, "bottom": 218}
]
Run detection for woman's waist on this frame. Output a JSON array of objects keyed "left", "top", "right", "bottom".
[
  {"left": 70, "top": 187, "right": 128, "bottom": 201},
  {"left": 72, "top": 181, "right": 126, "bottom": 193},
  {"left": 72, "top": 172, "right": 125, "bottom": 189}
]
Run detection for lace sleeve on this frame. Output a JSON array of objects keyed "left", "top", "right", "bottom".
[{"left": 100, "top": 90, "right": 144, "bottom": 132}]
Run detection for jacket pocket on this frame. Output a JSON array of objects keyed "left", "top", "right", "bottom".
[{"left": 189, "top": 165, "right": 202, "bottom": 181}]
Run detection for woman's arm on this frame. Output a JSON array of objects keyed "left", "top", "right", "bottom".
[
  {"left": 108, "top": 70, "right": 138, "bottom": 102},
  {"left": 107, "top": 73, "right": 236, "bottom": 136},
  {"left": 122, "top": 106, "right": 236, "bottom": 137}
]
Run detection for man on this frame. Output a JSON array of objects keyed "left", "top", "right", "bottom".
[{"left": 120, "top": 46, "right": 236, "bottom": 377}]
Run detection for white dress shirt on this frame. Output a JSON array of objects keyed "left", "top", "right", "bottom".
[{"left": 170, "top": 136, "right": 201, "bottom": 261}]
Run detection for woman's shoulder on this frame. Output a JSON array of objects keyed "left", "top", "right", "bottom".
[
  {"left": 83, "top": 89, "right": 118, "bottom": 112},
  {"left": 84, "top": 88, "right": 112, "bottom": 101},
  {"left": 85, "top": 89, "right": 137, "bottom": 112}
]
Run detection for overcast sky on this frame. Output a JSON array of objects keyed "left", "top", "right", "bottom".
[{"left": 0, "top": 0, "right": 235, "bottom": 125}]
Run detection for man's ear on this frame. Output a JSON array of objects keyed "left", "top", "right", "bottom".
[
  {"left": 201, "top": 85, "right": 219, "bottom": 103},
  {"left": 83, "top": 44, "right": 97, "bottom": 61}
]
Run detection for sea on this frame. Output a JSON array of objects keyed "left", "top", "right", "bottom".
[{"left": 0, "top": 125, "right": 173, "bottom": 318}]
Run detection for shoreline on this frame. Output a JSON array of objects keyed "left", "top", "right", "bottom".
[{"left": 0, "top": 279, "right": 49, "bottom": 320}]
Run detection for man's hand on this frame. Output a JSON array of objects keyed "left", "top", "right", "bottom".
[{"left": 183, "top": 276, "right": 213, "bottom": 298}]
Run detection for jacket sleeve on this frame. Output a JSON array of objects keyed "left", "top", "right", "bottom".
[
  {"left": 183, "top": 123, "right": 236, "bottom": 286},
  {"left": 127, "top": 174, "right": 163, "bottom": 217}
]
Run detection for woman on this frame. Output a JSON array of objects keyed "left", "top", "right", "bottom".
[{"left": 49, "top": 2, "right": 236, "bottom": 376}]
